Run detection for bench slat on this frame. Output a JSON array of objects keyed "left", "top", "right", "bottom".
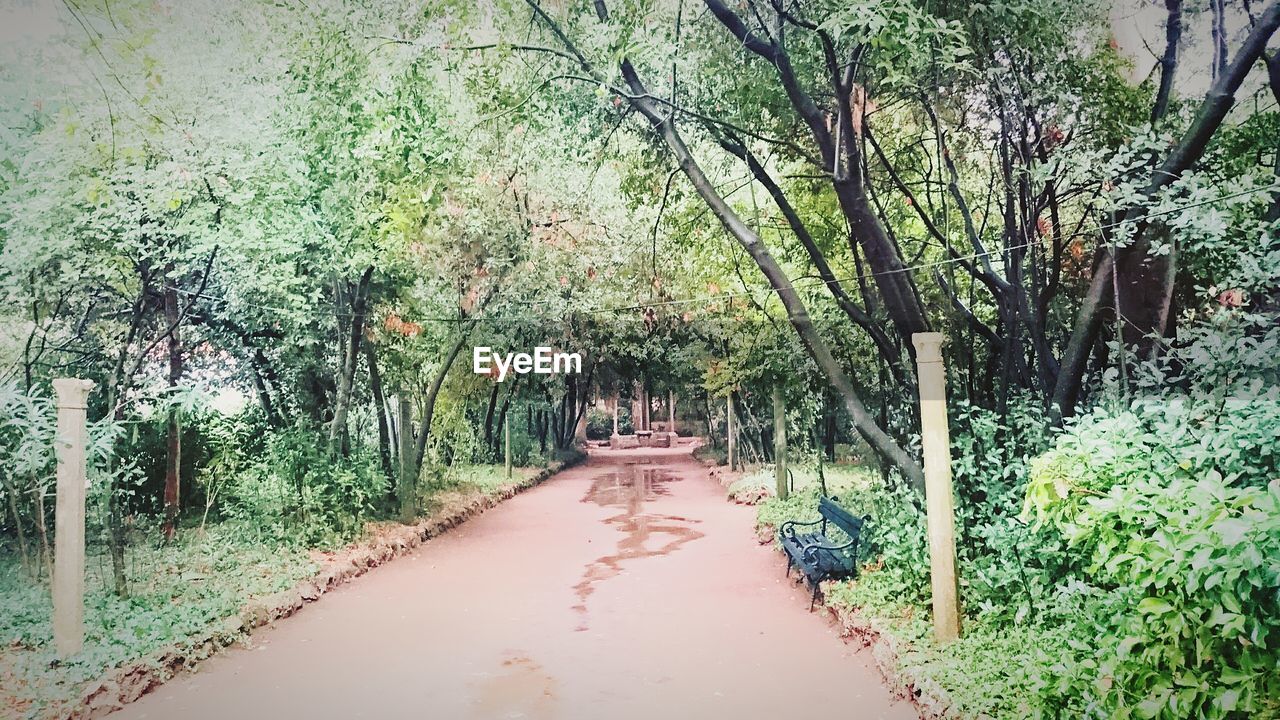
[{"left": 818, "top": 496, "right": 865, "bottom": 541}]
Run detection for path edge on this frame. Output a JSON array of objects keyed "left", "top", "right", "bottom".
[
  {"left": 824, "top": 603, "right": 958, "bottom": 720},
  {"left": 748, "top": 513, "right": 960, "bottom": 720},
  {"left": 62, "top": 451, "right": 588, "bottom": 720}
]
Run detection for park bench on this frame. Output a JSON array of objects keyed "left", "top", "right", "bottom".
[{"left": 777, "top": 496, "right": 868, "bottom": 610}]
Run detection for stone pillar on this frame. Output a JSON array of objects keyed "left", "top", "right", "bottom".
[
  {"left": 632, "top": 381, "right": 645, "bottom": 432},
  {"left": 574, "top": 395, "right": 588, "bottom": 445},
  {"left": 668, "top": 391, "right": 677, "bottom": 436},
  {"left": 913, "top": 332, "right": 960, "bottom": 643},
  {"left": 53, "top": 378, "right": 94, "bottom": 658}
]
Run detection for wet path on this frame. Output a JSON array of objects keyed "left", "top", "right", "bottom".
[{"left": 114, "top": 445, "right": 917, "bottom": 720}]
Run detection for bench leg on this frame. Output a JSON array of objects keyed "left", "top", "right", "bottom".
[
  {"left": 809, "top": 582, "right": 821, "bottom": 612},
  {"left": 785, "top": 557, "right": 792, "bottom": 578}
]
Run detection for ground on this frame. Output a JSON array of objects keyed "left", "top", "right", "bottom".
[{"left": 109, "top": 443, "right": 916, "bottom": 719}]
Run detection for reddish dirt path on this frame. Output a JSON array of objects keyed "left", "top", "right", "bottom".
[{"left": 113, "top": 444, "right": 917, "bottom": 720}]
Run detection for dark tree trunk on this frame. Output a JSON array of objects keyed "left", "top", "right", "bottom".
[
  {"left": 162, "top": 269, "right": 182, "bottom": 541},
  {"left": 482, "top": 382, "right": 501, "bottom": 448},
  {"left": 1152, "top": 0, "right": 1183, "bottom": 122},
  {"left": 1053, "top": 3, "right": 1280, "bottom": 419},
  {"left": 413, "top": 330, "right": 471, "bottom": 471},
  {"left": 365, "top": 343, "right": 394, "bottom": 485},
  {"left": 328, "top": 266, "right": 374, "bottom": 454}
]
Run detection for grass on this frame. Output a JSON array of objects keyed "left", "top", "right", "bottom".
[
  {"left": 0, "top": 462, "right": 547, "bottom": 719},
  {"left": 823, "top": 577, "right": 1072, "bottom": 719},
  {"left": 0, "top": 523, "right": 319, "bottom": 718},
  {"left": 754, "top": 462, "right": 1067, "bottom": 719},
  {"left": 754, "top": 463, "right": 880, "bottom": 530}
]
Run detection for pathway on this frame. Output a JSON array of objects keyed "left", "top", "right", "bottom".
[{"left": 113, "top": 443, "right": 916, "bottom": 720}]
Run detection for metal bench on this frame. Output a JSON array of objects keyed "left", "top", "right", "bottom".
[{"left": 777, "top": 496, "right": 868, "bottom": 610}]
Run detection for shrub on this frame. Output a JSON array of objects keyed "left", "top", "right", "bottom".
[
  {"left": 221, "top": 426, "right": 386, "bottom": 546},
  {"left": 586, "top": 406, "right": 631, "bottom": 439},
  {"left": 1028, "top": 438, "right": 1280, "bottom": 718}
]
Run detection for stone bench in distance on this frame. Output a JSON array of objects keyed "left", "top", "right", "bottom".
[{"left": 610, "top": 434, "right": 640, "bottom": 449}]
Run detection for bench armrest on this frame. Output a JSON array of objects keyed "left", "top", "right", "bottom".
[
  {"left": 801, "top": 538, "right": 857, "bottom": 563},
  {"left": 778, "top": 518, "right": 822, "bottom": 539}
]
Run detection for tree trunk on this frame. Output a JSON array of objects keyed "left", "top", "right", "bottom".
[
  {"left": 482, "top": 382, "right": 501, "bottom": 448},
  {"left": 34, "top": 485, "right": 53, "bottom": 581},
  {"left": 162, "top": 271, "right": 182, "bottom": 541},
  {"left": 327, "top": 266, "right": 374, "bottom": 454},
  {"left": 1053, "top": 3, "right": 1280, "bottom": 419},
  {"left": 566, "top": 364, "right": 595, "bottom": 446},
  {"left": 4, "top": 477, "right": 31, "bottom": 577},
  {"left": 365, "top": 343, "right": 394, "bottom": 485},
  {"left": 413, "top": 329, "right": 471, "bottom": 471},
  {"left": 1152, "top": 0, "right": 1183, "bottom": 122}
]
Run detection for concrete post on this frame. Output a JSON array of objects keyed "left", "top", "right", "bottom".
[
  {"left": 668, "top": 391, "right": 676, "bottom": 436},
  {"left": 726, "top": 394, "right": 735, "bottom": 471},
  {"left": 912, "top": 333, "right": 961, "bottom": 643},
  {"left": 53, "top": 378, "right": 93, "bottom": 658},
  {"left": 611, "top": 395, "right": 619, "bottom": 436},
  {"left": 633, "top": 381, "right": 645, "bottom": 432},
  {"left": 574, "top": 396, "right": 588, "bottom": 445},
  {"left": 773, "top": 385, "right": 788, "bottom": 500}
]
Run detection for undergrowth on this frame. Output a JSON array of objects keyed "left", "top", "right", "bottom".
[{"left": 0, "top": 462, "right": 542, "bottom": 719}]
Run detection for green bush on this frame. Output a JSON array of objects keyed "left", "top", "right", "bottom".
[
  {"left": 692, "top": 442, "right": 726, "bottom": 465},
  {"left": 221, "top": 426, "right": 386, "bottom": 546},
  {"left": 760, "top": 336, "right": 1280, "bottom": 719},
  {"left": 1028, "top": 424, "right": 1280, "bottom": 718},
  {"left": 586, "top": 406, "right": 631, "bottom": 439}
]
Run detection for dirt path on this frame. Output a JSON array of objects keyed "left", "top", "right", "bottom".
[{"left": 112, "top": 444, "right": 916, "bottom": 720}]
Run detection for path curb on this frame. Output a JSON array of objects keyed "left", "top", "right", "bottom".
[
  {"left": 826, "top": 603, "right": 959, "bottom": 720},
  {"left": 750, "top": 516, "right": 960, "bottom": 720},
  {"left": 60, "top": 452, "right": 587, "bottom": 720}
]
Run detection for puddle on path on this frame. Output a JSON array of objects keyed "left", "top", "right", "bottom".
[
  {"left": 572, "top": 465, "right": 704, "bottom": 631},
  {"left": 469, "top": 652, "right": 558, "bottom": 720}
]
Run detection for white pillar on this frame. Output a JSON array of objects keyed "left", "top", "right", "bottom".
[
  {"left": 668, "top": 391, "right": 676, "bottom": 435},
  {"left": 726, "top": 394, "right": 735, "bottom": 471},
  {"left": 912, "top": 333, "right": 960, "bottom": 643},
  {"left": 632, "top": 381, "right": 644, "bottom": 432},
  {"left": 53, "top": 378, "right": 94, "bottom": 658}
]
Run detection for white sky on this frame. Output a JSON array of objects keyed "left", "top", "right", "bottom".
[{"left": 1110, "top": 0, "right": 1265, "bottom": 95}]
